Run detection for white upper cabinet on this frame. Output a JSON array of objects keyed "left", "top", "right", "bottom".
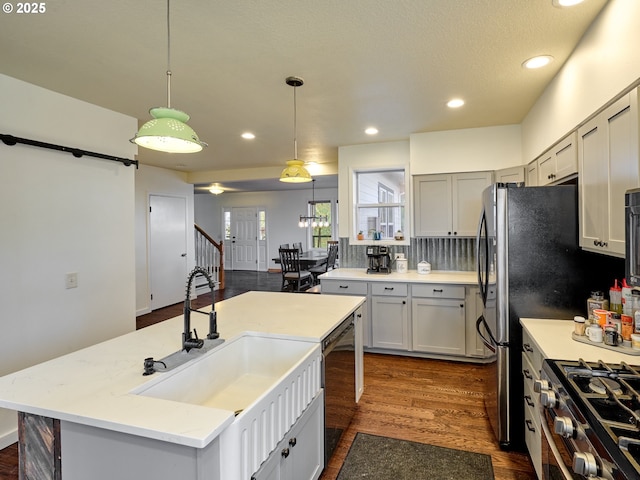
[
  {"left": 526, "top": 160, "right": 539, "bottom": 186},
  {"left": 537, "top": 132, "right": 578, "bottom": 186},
  {"left": 578, "top": 89, "right": 640, "bottom": 256},
  {"left": 495, "top": 166, "right": 525, "bottom": 184},
  {"left": 414, "top": 171, "right": 493, "bottom": 237}
]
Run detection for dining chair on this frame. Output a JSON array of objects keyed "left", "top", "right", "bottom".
[
  {"left": 279, "top": 243, "right": 290, "bottom": 249},
  {"left": 310, "top": 243, "right": 338, "bottom": 285},
  {"left": 279, "top": 248, "right": 313, "bottom": 292},
  {"left": 292, "top": 242, "right": 303, "bottom": 254}
]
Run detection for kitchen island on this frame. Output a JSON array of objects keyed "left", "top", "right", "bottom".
[{"left": 0, "top": 291, "right": 365, "bottom": 480}]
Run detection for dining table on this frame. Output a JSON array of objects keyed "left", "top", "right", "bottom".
[{"left": 273, "top": 250, "right": 328, "bottom": 269}]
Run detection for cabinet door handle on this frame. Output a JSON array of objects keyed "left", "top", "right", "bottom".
[
  {"left": 281, "top": 447, "right": 290, "bottom": 458},
  {"left": 289, "top": 437, "right": 297, "bottom": 447},
  {"left": 433, "top": 289, "right": 443, "bottom": 293},
  {"left": 448, "top": 231, "right": 452, "bottom": 235},
  {"left": 524, "top": 395, "right": 534, "bottom": 407},
  {"left": 453, "top": 232, "right": 457, "bottom": 235},
  {"left": 384, "top": 287, "right": 394, "bottom": 290},
  {"left": 523, "top": 343, "right": 533, "bottom": 353},
  {"left": 525, "top": 419, "right": 536, "bottom": 432},
  {"left": 402, "top": 300, "right": 406, "bottom": 304},
  {"left": 459, "top": 304, "right": 464, "bottom": 308},
  {"left": 523, "top": 369, "right": 533, "bottom": 380},
  {"left": 339, "top": 285, "right": 349, "bottom": 289}
]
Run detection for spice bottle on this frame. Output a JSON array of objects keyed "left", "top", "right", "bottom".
[
  {"left": 622, "top": 278, "right": 633, "bottom": 315},
  {"left": 633, "top": 289, "right": 640, "bottom": 334},
  {"left": 610, "top": 279, "right": 622, "bottom": 314},
  {"left": 587, "top": 291, "right": 608, "bottom": 322}
]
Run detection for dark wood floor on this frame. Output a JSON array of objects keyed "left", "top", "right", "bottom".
[{"left": 0, "top": 270, "right": 536, "bottom": 480}]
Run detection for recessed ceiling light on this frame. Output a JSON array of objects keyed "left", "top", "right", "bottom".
[
  {"left": 447, "top": 99, "right": 464, "bottom": 108},
  {"left": 241, "top": 132, "right": 255, "bottom": 140},
  {"left": 522, "top": 55, "right": 554, "bottom": 69},
  {"left": 552, "top": 0, "right": 584, "bottom": 7},
  {"left": 365, "top": 127, "right": 378, "bottom": 135}
]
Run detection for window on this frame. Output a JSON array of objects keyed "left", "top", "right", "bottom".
[
  {"left": 355, "top": 169, "right": 405, "bottom": 240},
  {"left": 258, "top": 210, "right": 266, "bottom": 241},
  {"left": 223, "top": 210, "right": 231, "bottom": 240},
  {"left": 310, "top": 200, "right": 332, "bottom": 248}
]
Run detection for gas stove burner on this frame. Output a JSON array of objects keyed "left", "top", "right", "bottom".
[{"left": 589, "top": 377, "right": 623, "bottom": 395}]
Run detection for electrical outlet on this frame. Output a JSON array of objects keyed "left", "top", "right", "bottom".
[{"left": 65, "top": 272, "right": 78, "bottom": 289}]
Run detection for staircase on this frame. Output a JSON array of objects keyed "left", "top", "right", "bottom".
[{"left": 194, "top": 224, "right": 225, "bottom": 295}]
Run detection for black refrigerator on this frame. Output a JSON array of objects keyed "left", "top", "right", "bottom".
[{"left": 475, "top": 183, "right": 622, "bottom": 450}]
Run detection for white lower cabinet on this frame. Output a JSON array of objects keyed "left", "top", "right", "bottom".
[
  {"left": 252, "top": 392, "right": 324, "bottom": 480},
  {"left": 411, "top": 284, "right": 465, "bottom": 355},
  {"left": 321, "top": 277, "right": 491, "bottom": 361},
  {"left": 371, "top": 282, "right": 409, "bottom": 350},
  {"left": 522, "top": 329, "right": 543, "bottom": 479}
]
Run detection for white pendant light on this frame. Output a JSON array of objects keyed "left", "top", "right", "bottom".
[
  {"left": 130, "top": 0, "right": 206, "bottom": 153},
  {"left": 280, "top": 76, "right": 312, "bottom": 183}
]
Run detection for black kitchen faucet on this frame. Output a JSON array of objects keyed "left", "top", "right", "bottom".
[{"left": 183, "top": 266, "right": 219, "bottom": 352}]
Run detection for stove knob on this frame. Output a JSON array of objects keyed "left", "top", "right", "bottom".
[
  {"left": 533, "top": 379, "right": 550, "bottom": 393},
  {"left": 540, "top": 389, "right": 558, "bottom": 408},
  {"left": 573, "top": 452, "right": 598, "bottom": 478},
  {"left": 554, "top": 416, "right": 574, "bottom": 438}
]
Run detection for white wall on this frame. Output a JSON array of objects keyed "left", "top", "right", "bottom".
[
  {"left": 194, "top": 187, "right": 338, "bottom": 270},
  {"left": 135, "top": 164, "right": 195, "bottom": 316},
  {"left": 0, "top": 75, "right": 137, "bottom": 447},
  {"left": 522, "top": 0, "right": 640, "bottom": 161},
  {"left": 409, "top": 125, "right": 522, "bottom": 174}
]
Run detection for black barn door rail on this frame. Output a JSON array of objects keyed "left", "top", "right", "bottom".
[{"left": 1, "top": 133, "right": 138, "bottom": 168}]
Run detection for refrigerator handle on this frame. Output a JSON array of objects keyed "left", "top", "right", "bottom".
[
  {"left": 476, "top": 206, "right": 489, "bottom": 306},
  {"left": 476, "top": 314, "right": 497, "bottom": 353}
]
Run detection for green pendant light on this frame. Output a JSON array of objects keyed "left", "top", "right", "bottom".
[
  {"left": 131, "top": 0, "right": 206, "bottom": 153},
  {"left": 280, "top": 76, "right": 311, "bottom": 183}
]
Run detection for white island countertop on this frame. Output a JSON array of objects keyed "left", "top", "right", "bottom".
[
  {"left": 320, "top": 268, "right": 477, "bottom": 284},
  {"left": 0, "top": 291, "right": 365, "bottom": 448},
  {"left": 521, "top": 318, "right": 640, "bottom": 364}
]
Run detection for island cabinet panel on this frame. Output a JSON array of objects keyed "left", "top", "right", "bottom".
[
  {"left": 18, "top": 412, "right": 61, "bottom": 480},
  {"left": 251, "top": 392, "right": 324, "bottom": 480},
  {"left": 59, "top": 421, "right": 220, "bottom": 480}
]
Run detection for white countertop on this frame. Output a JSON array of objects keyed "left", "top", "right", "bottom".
[
  {"left": 319, "top": 268, "right": 477, "bottom": 284},
  {"left": 521, "top": 318, "right": 640, "bottom": 364},
  {"left": 0, "top": 291, "right": 365, "bottom": 448}
]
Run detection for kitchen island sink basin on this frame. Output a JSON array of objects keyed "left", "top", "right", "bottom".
[{"left": 134, "top": 333, "right": 319, "bottom": 413}]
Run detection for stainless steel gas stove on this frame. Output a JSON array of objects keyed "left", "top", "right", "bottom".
[{"left": 540, "top": 359, "right": 640, "bottom": 480}]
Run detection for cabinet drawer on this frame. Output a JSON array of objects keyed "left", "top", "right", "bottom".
[
  {"left": 371, "top": 282, "right": 408, "bottom": 297},
  {"left": 522, "top": 353, "right": 539, "bottom": 411},
  {"left": 522, "top": 328, "right": 543, "bottom": 374},
  {"left": 524, "top": 391, "right": 542, "bottom": 479},
  {"left": 411, "top": 284, "right": 465, "bottom": 299},
  {"left": 321, "top": 280, "right": 368, "bottom": 296}
]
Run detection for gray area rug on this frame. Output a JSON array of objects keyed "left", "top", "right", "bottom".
[{"left": 336, "top": 433, "right": 495, "bottom": 480}]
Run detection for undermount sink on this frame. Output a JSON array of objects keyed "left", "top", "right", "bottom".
[{"left": 134, "top": 334, "right": 319, "bottom": 413}]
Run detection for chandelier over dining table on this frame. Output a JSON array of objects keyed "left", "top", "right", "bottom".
[{"left": 299, "top": 179, "right": 329, "bottom": 228}]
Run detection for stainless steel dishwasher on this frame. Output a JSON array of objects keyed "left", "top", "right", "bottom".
[{"left": 322, "top": 314, "right": 356, "bottom": 464}]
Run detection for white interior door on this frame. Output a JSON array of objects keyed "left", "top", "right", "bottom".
[
  {"left": 149, "top": 195, "right": 187, "bottom": 309},
  {"left": 232, "top": 207, "right": 257, "bottom": 271}
]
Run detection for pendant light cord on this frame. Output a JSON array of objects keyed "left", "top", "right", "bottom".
[
  {"left": 166, "top": 0, "right": 172, "bottom": 108},
  {"left": 293, "top": 83, "right": 297, "bottom": 160}
]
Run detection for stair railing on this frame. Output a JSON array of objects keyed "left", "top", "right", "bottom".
[{"left": 194, "top": 224, "right": 225, "bottom": 290}]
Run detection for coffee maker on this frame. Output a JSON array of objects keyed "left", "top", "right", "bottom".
[{"left": 366, "top": 245, "right": 392, "bottom": 274}]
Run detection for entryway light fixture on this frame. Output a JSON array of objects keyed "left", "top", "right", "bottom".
[
  {"left": 298, "top": 179, "right": 329, "bottom": 228},
  {"left": 209, "top": 184, "right": 224, "bottom": 195},
  {"left": 280, "top": 76, "right": 312, "bottom": 183},
  {"left": 130, "top": 0, "right": 207, "bottom": 153}
]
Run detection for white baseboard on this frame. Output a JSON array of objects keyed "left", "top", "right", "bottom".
[
  {"left": 136, "top": 307, "right": 151, "bottom": 317},
  {"left": 0, "top": 428, "right": 17, "bottom": 450}
]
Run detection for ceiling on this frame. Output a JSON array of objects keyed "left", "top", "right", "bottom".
[{"left": 0, "top": 0, "right": 608, "bottom": 191}]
